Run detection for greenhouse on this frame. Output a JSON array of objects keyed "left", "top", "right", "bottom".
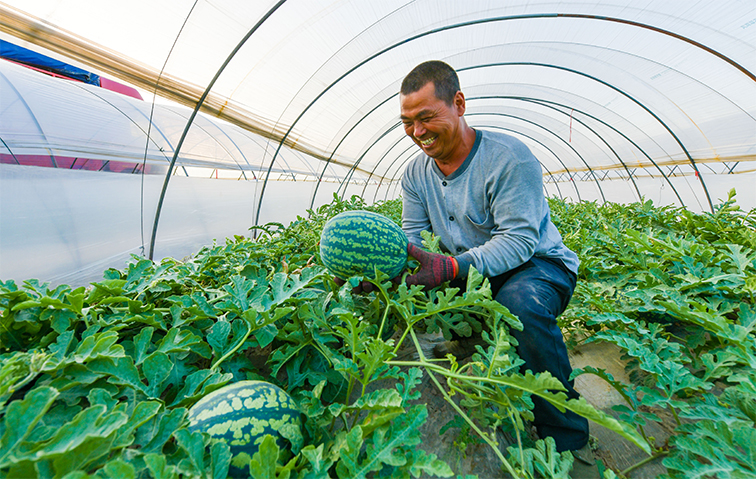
[{"left": 1, "top": 1, "right": 755, "bottom": 478}]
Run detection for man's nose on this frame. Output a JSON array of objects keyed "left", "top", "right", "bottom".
[{"left": 412, "top": 121, "right": 426, "bottom": 138}]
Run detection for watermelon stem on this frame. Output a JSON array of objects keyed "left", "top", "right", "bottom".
[
  {"left": 211, "top": 320, "right": 253, "bottom": 372},
  {"left": 405, "top": 328, "right": 518, "bottom": 476},
  {"left": 375, "top": 282, "right": 392, "bottom": 341}
]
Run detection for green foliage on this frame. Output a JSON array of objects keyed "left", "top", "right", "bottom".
[
  {"left": 552, "top": 190, "right": 756, "bottom": 477},
  {"left": 1, "top": 191, "right": 754, "bottom": 478},
  {"left": 506, "top": 436, "right": 573, "bottom": 479}
]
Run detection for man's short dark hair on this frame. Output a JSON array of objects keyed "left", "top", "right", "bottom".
[{"left": 400, "top": 60, "right": 460, "bottom": 105}]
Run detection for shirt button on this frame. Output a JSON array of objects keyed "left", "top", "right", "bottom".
[
  {"left": 442, "top": 181, "right": 447, "bottom": 186},
  {"left": 449, "top": 216, "right": 454, "bottom": 221}
]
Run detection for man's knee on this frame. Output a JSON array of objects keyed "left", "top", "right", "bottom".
[{"left": 495, "top": 281, "right": 550, "bottom": 325}]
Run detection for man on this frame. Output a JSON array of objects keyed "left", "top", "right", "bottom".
[{"left": 398, "top": 60, "right": 597, "bottom": 477}]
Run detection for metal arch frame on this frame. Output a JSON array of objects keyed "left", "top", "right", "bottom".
[
  {"left": 0, "top": 137, "right": 19, "bottom": 164},
  {"left": 307, "top": 95, "right": 396, "bottom": 211},
  {"left": 2, "top": 73, "right": 176, "bottom": 173},
  {"left": 191, "top": 116, "right": 255, "bottom": 180},
  {"left": 462, "top": 125, "right": 568, "bottom": 201},
  {"left": 371, "top": 124, "right": 580, "bottom": 204},
  {"left": 354, "top": 122, "right": 575, "bottom": 202},
  {"left": 348, "top": 119, "right": 572, "bottom": 203},
  {"left": 458, "top": 62, "right": 713, "bottom": 211},
  {"left": 72, "top": 83, "right": 178, "bottom": 170},
  {"left": 148, "top": 0, "right": 287, "bottom": 260},
  {"left": 358, "top": 138, "right": 412, "bottom": 200},
  {"left": 319, "top": 83, "right": 673, "bottom": 209},
  {"left": 466, "top": 112, "right": 606, "bottom": 201},
  {"left": 336, "top": 107, "right": 593, "bottom": 206},
  {"left": 250, "top": 11, "right": 755, "bottom": 223},
  {"left": 0, "top": 68, "right": 55, "bottom": 165},
  {"left": 320, "top": 90, "right": 587, "bottom": 208},
  {"left": 366, "top": 143, "right": 417, "bottom": 203},
  {"left": 348, "top": 122, "right": 401, "bottom": 197},
  {"left": 312, "top": 61, "right": 705, "bottom": 211},
  {"left": 9, "top": 74, "right": 179, "bottom": 174},
  {"left": 476, "top": 98, "right": 644, "bottom": 202},
  {"left": 558, "top": 14, "right": 756, "bottom": 83},
  {"left": 282, "top": 146, "right": 324, "bottom": 179},
  {"left": 520, "top": 97, "right": 686, "bottom": 206},
  {"left": 159, "top": 109, "right": 254, "bottom": 180},
  {"left": 332, "top": 123, "right": 402, "bottom": 197},
  {"left": 226, "top": 125, "right": 323, "bottom": 180}
]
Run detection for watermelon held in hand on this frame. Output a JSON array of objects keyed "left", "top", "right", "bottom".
[
  {"left": 319, "top": 210, "right": 408, "bottom": 281},
  {"left": 187, "top": 380, "right": 302, "bottom": 478}
]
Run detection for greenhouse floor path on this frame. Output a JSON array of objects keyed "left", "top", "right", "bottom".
[{"left": 393, "top": 334, "right": 672, "bottom": 479}]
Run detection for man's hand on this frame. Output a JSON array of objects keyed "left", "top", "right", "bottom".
[{"left": 405, "top": 243, "right": 458, "bottom": 288}]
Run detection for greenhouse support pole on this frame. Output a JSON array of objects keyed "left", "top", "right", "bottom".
[{"left": 148, "top": 0, "right": 286, "bottom": 260}]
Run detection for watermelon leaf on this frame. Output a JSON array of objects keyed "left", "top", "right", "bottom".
[
  {"left": 299, "top": 444, "right": 333, "bottom": 479},
  {"left": 139, "top": 408, "right": 187, "bottom": 454},
  {"left": 174, "top": 428, "right": 205, "bottom": 476},
  {"left": 506, "top": 436, "right": 572, "bottom": 479},
  {"left": 143, "top": 351, "right": 173, "bottom": 398},
  {"left": 143, "top": 453, "right": 178, "bottom": 479},
  {"left": 0, "top": 386, "right": 59, "bottom": 467},
  {"left": 248, "top": 435, "right": 279, "bottom": 479},
  {"left": 210, "top": 441, "right": 232, "bottom": 479},
  {"left": 101, "top": 459, "right": 137, "bottom": 479}
]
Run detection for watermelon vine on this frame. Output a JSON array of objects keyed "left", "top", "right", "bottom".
[{"left": 1, "top": 191, "right": 754, "bottom": 478}]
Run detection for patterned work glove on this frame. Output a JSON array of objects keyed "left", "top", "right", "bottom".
[{"left": 405, "top": 243, "right": 458, "bottom": 289}]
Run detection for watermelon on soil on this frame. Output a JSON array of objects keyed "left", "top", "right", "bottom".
[
  {"left": 319, "top": 210, "right": 408, "bottom": 281},
  {"left": 187, "top": 380, "right": 302, "bottom": 477}
]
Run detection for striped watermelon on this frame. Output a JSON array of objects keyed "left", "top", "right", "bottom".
[
  {"left": 320, "top": 210, "right": 408, "bottom": 281},
  {"left": 187, "top": 380, "right": 301, "bottom": 478}
]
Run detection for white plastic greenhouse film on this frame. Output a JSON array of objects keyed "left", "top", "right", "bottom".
[
  {"left": 554, "top": 171, "right": 756, "bottom": 213},
  {"left": 0, "top": 162, "right": 393, "bottom": 287},
  {"left": 0, "top": 165, "right": 339, "bottom": 287},
  {"left": 1, "top": 165, "right": 153, "bottom": 286}
]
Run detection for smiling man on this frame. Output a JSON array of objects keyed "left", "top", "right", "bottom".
[{"left": 398, "top": 60, "right": 597, "bottom": 477}]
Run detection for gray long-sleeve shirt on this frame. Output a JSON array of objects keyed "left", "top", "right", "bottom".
[{"left": 401, "top": 129, "right": 579, "bottom": 277}]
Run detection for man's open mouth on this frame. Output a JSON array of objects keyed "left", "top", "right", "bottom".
[{"left": 419, "top": 136, "right": 437, "bottom": 146}]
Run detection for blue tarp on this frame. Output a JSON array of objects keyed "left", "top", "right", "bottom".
[{"left": 0, "top": 39, "right": 100, "bottom": 85}]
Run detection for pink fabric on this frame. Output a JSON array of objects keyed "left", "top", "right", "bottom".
[{"left": 100, "top": 77, "right": 143, "bottom": 100}]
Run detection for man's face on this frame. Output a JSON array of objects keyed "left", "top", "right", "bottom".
[{"left": 400, "top": 82, "right": 466, "bottom": 164}]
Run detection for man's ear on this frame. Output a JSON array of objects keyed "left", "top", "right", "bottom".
[{"left": 454, "top": 90, "right": 466, "bottom": 116}]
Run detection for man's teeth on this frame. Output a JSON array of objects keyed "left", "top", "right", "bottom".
[{"left": 420, "top": 136, "right": 436, "bottom": 146}]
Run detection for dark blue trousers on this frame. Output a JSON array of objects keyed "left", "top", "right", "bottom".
[{"left": 455, "top": 256, "right": 589, "bottom": 452}]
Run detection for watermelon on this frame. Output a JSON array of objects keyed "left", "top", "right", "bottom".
[
  {"left": 187, "top": 380, "right": 302, "bottom": 477},
  {"left": 319, "top": 210, "right": 408, "bottom": 281}
]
